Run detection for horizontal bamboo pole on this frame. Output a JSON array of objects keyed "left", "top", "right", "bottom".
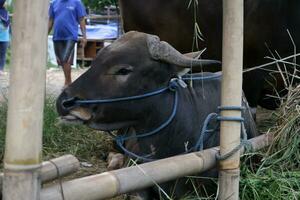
[
  {"left": 0, "top": 155, "right": 79, "bottom": 188},
  {"left": 41, "top": 133, "right": 273, "bottom": 200},
  {"left": 40, "top": 155, "right": 80, "bottom": 183}
]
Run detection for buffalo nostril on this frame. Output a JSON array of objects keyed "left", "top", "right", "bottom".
[{"left": 62, "top": 97, "right": 80, "bottom": 110}]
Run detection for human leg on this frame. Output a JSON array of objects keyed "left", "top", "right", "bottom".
[
  {"left": 54, "top": 40, "right": 76, "bottom": 87},
  {"left": 62, "top": 62, "right": 72, "bottom": 86},
  {"left": 61, "top": 41, "right": 75, "bottom": 86}
]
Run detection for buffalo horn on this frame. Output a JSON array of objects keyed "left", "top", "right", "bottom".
[{"left": 147, "top": 35, "right": 221, "bottom": 68}]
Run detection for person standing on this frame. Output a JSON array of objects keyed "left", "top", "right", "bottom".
[
  {"left": 48, "top": 0, "right": 87, "bottom": 87},
  {"left": 0, "top": 0, "right": 10, "bottom": 75}
]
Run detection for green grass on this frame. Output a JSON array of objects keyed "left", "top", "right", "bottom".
[
  {"left": 3, "top": 45, "right": 11, "bottom": 71},
  {"left": 0, "top": 97, "right": 113, "bottom": 164},
  {"left": 239, "top": 86, "right": 300, "bottom": 200},
  {"left": 0, "top": 89, "right": 299, "bottom": 199},
  {"left": 240, "top": 163, "right": 300, "bottom": 200},
  {"left": 42, "top": 97, "right": 113, "bottom": 160},
  {"left": 0, "top": 102, "right": 7, "bottom": 161}
]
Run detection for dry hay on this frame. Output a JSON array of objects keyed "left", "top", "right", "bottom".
[
  {"left": 240, "top": 85, "right": 300, "bottom": 200},
  {"left": 266, "top": 85, "right": 300, "bottom": 170}
]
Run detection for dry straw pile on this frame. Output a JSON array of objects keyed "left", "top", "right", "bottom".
[{"left": 240, "top": 84, "right": 300, "bottom": 200}]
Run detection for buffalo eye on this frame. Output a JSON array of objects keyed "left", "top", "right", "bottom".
[
  {"left": 116, "top": 67, "right": 133, "bottom": 75},
  {"left": 112, "top": 65, "right": 133, "bottom": 76},
  {"left": 107, "top": 65, "right": 134, "bottom": 77}
]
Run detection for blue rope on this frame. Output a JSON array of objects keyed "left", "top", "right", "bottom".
[
  {"left": 115, "top": 102, "right": 252, "bottom": 161},
  {"left": 62, "top": 73, "right": 221, "bottom": 108},
  {"left": 218, "top": 106, "right": 245, "bottom": 111},
  {"left": 113, "top": 89, "right": 252, "bottom": 161},
  {"left": 193, "top": 113, "right": 219, "bottom": 151},
  {"left": 217, "top": 116, "right": 244, "bottom": 122},
  {"left": 215, "top": 122, "right": 250, "bottom": 161},
  {"left": 62, "top": 77, "right": 183, "bottom": 110},
  {"left": 217, "top": 106, "right": 245, "bottom": 122},
  {"left": 186, "top": 105, "right": 252, "bottom": 160},
  {"left": 114, "top": 80, "right": 180, "bottom": 162},
  {"left": 215, "top": 106, "right": 252, "bottom": 161},
  {"left": 116, "top": 139, "right": 155, "bottom": 162},
  {"left": 64, "top": 73, "right": 252, "bottom": 162},
  {"left": 63, "top": 87, "right": 169, "bottom": 108},
  {"left": 61, "top": 78, "right": 182, "bottom": 162},
  {"left": 117, "top": 92, "right": 178, "bottom": 142}
]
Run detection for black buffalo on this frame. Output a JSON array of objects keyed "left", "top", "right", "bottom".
[
  {"left": 119, "top": 0, "right": 300, "bottom": 109},
  {"left": 57, "top": 31, "right": 258, "bottom": 198}
]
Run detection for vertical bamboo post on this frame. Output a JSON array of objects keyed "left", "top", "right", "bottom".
[
  {"left": 218, "top": 0, "right": 244, "bottom": 199},
  {"left": 3, "top": 0, "right": 49, "bottom": 199}
]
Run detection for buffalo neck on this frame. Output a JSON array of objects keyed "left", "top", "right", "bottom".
[{"left": 128, "top": 80, "right": 221, "bottom": 160}]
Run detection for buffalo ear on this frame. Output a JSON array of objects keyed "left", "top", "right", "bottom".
[{"left": 183, "top": 49, "right": 206, "bottom": 59}]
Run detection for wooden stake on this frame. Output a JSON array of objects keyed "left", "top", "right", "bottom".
[
  {"left": 41, "top": 134, "right": 272, "bottom": 200},
  {"left": 218, "top": 0, "right": 244, "bottom": 199},
  {"left": 2, "top": 0, "right": 49, "bottom": 199}
]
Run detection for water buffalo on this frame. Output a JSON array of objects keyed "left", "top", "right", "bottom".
[
  {"left": 56, "top": 31, "right": 258, "bottom": 198},
  {"left": 118, "top": 0, "right": 300, "bottom": 109}
]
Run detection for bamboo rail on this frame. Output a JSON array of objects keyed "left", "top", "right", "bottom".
[
  {"left": 0, "top": 155, "right": 80, "bottom": 188},
  {"left": 41, "top": 134, "right": 273, "bottom": 200}
]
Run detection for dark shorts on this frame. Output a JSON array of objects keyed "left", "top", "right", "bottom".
[{"left": 54, "top": 40, "right": 76, "bottom": 65}]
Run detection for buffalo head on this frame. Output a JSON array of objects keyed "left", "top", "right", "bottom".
[{"left": 56, "top": 31, "right": 220, "bottom": 131}]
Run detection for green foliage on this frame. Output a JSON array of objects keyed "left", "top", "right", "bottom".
[
  {"left": 240, "top": 86, "right": 300, "bottom": 200},
  {"left": 0, "top": 102, "right": 7, "bottom": 163},
  {"left": 0, "top": 97, "right": 113, "bottom": 163},
  {"left": 5, "top": 45, "right": 11, "bottom": 69},
  {"left": 240, "top": 154, "right": 300, "bottom": 200},
  {"left": 82, "top": 0, "right": 116, "bottom": 11},
  {"left": 42, "top": 97, "right": 113, "bottom": 161}
]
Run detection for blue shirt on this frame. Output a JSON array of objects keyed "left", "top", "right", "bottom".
[
  {"left": 49, "top": 0, "right": 86, "bottom": 41},
  {"left": 0, "top": 22, "right": 9, "bottom": 42}
]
